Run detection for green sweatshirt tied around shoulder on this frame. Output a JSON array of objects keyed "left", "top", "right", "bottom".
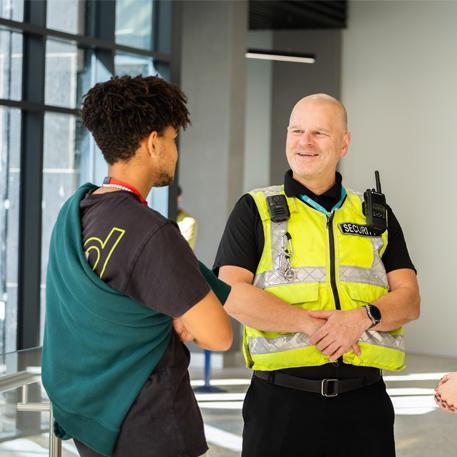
[{"left": 42, "top": 183, "right": 231, "bottom": 456}]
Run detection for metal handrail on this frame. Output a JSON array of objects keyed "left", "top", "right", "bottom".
[
  {"left": 0, "top": 370, "right": 41, "bottom": 393},
  {"left": 0, "top": 369, "right": 61, "bottom": 457}
]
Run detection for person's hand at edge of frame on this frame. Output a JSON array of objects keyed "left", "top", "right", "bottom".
[{"left": 435, "top": 372, "right": 457, "bottom": 413}]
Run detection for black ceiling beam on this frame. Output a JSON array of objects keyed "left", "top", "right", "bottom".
[
  {"left": 249, "top": 0, "right": 347, "bottom": 30},
  {"left": 276, "top": 2, "right": 343, "bottom": 29},
  {"left": 292, "top": 1, "right": 346, "bottom": 24}
]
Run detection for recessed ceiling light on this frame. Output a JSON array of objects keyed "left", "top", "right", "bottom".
[{"left": 246, "top": 49, "right": 315, "bottom": 64}]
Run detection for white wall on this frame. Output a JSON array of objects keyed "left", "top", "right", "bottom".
[{"left": 341, "top": 1, "right": 457, "bottom": 356}]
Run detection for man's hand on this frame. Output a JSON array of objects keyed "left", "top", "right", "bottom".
[
  {"left": 173, "top": 318, "right": 194, "bottom": 343},
  {"left": 303, "top": 315, "right": 328, "bottom": 336},
  {"left": 435, "top": 372, "right": 457, "bottom": 413},
  {"left": 308, "top": 308, "right": 371, "bottom": 361}
]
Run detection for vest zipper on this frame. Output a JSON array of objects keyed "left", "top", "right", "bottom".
[
  {"left": 327, "top": 214, "right": 341, "bottom": 311},
  {"left": 327, "top": 213, "right": 343, "bottom": 365}
]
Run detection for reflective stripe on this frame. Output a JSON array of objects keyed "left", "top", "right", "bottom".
[
  {"left": 270, "top": 219, "right": 288, "bottom": 268},
  {"left": 248, "top": 333, "right": 312, "bottom": 355},
  {"left": 360, "top": 331, "right": 405, "bottom": 351},
  {"left": 339, "top": 265, "right": 388, "bottom": 288},
  {"left": 248, "top": 330, "right": 404, "bottom": 356},
  {"left": 339, "top": 236, "right": 387, "bottom": 288},
  {"left": 254, "top": 266, "right": 326, "bottom": 288},
  {"left": 256, "top": 197, "right": 326, "bottom": 288},
  {"left": 262, "top": 198, "right": 387, "bottom": 290},
  {"left": 251, "top": 185, "right": 284, "bottom": 199}
]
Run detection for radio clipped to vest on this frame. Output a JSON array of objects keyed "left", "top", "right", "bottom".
[{"left": 363, "top": 171, "right": 387, "bottom": 234}]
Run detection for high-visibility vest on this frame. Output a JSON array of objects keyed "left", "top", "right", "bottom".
[{"left": 243, "top": 185, "right": 405, "bottom": 372}]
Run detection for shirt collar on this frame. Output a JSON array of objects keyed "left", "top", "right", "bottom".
[{"left": 283, "top": 170, "right": 343, "bottom": 213}]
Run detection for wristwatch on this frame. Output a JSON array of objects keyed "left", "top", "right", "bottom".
[{"left": 364, "top": 304, "right": 381, "bottom": 328}]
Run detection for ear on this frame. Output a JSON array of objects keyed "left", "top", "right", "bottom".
[
  {"left": 146, "top": 131, "right": 159, "bottom": 157},
  {"left": 340, "top": 131, "right": 351, "bottom": 158}
]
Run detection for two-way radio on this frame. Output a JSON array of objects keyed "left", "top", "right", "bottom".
[
  {"left": 363, "top": 171, "right": 387, "bottom": 233},
  {"left": 266, "top": 172, "right": 387, "bottom": 231}
]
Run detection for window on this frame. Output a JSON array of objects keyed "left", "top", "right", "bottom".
[
  {"left": 46, "top": 0, "right": 84, "bottom": 34},
  {"left": 45, "top": 39, "right": 80, "bottom": 108},
  {"left": 0, "top": 30, "right": 22, "bottom": 101},
  {"left": 40, "top": 112, "right": 83, "bottom": 337},
  {"left": 0, "top": 0, "right": 175, "bottom": 352},
  {"left": 0, "top": 0, "right": 23, "bottom": 21},
  {"left": 115, "top": 52, "right": 156, "bottom": 76},
  {"left": 115, "top": 0, "right": 153, "bottom": 50},
  {"left": 0, "top": 4, "right": 177, "bottom": 455},
  {"left": 0, "top": 107, "right": 21, "bottom": 352}
]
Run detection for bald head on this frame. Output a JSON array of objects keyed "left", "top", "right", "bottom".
[
  {"left": 290, "top": 94, "right": 348, "bottom": 133},
  {"left": 285, "top": 93, "right": 351, "bottom": 192}
]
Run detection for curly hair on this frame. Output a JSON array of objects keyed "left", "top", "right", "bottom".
[{"left": 81, "top": 75, "right": 190, "bottom": 164}]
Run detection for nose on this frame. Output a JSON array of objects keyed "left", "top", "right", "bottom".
[{"left": 298, "top": 130, "right": 313, "bottom": 146}]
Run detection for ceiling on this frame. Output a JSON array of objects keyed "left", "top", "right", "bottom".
[{"left": 249, "top": 1, "right": 347, "bottom": 30}]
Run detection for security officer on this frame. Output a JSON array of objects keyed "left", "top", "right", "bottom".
[{"left": 214, "top": 94, "right": 420, "bottom": 457}]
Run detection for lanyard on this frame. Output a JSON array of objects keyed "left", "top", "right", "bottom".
[
  {"left": 299, "top": 186, "right": 347, "bottom": 217},
  {"left": 102, "top": 177, "right": 148, "bottom": 206}
]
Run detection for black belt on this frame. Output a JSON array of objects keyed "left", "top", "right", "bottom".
[{"left": 254, "top": 370, "right": 382, "bottom": 397}]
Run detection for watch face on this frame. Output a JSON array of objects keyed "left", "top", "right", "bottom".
[{"left": 368, "top": 304, "right": 381, "bottom": 322}]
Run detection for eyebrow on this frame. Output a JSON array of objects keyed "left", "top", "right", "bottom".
[{"left": 288, "top": 125, "right": 331, "bottom": 133}]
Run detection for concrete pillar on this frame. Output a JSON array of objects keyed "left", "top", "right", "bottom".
[
  {"left": 179, "top": 0, "right": 247, "bottom": 266},
  {"left": 179, "top": 0, "right": 247, "bottom": 365}
]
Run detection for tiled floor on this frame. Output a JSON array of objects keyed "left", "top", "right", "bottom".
[
  {"left": 1, "top": 353, "right": 457, "bottom": 456},
  {"left": 195, "top": 354, "right": 457, "bottom": 457}
]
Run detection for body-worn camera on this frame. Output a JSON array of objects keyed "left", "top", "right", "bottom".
[{"left": 266, "top": 195, "right": 290, "bottom": 222}]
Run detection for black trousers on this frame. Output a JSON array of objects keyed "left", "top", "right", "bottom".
[{"left": 242, "top": 376, "right": 395, "bottom": 457}]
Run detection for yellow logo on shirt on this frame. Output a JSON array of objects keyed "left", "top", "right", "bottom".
[{"left": 84, "top": 227, "right": 126, "bottom": 279}]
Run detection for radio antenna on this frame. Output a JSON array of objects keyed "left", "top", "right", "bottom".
[{"left": 375, "top": 170, "right": 382, "bottom": 193}]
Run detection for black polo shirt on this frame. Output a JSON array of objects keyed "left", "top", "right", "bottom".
[{"left": 213, "top": 170, "right": 415, "bottom": 379}]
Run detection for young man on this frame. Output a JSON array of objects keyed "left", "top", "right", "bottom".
[
  {"left": 215, "top": 94, "right": 421, "bottom": 457},
  {"left": 42, "top": 76, "right": 301, "bottom": 457}
]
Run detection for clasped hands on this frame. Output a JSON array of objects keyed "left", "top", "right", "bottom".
[
  {"left": 172, "top": 307, "right": 373, "bottom": 361},
  {"left": 307, "top": 307, "right": 372, "bottom": 361}
]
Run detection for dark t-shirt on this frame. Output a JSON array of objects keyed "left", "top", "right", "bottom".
[
  {"left": 213, "top": 171, "right": 415, "bottom": 379},
  {"left": 76, "top": 189, "right": 210, "bottom": 457}
]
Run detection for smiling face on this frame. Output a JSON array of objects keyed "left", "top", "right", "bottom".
[{"left": 285, "top": 95, "right": 350, "bottom": 192}]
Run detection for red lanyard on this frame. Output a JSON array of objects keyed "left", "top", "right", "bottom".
[{"left": 102, "top": 177, "right": 148, "bottom": 206}]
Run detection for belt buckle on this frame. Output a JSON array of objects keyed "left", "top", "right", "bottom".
[{"left": 321, "top": 378, "right": 339, "bottom": 397}]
